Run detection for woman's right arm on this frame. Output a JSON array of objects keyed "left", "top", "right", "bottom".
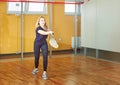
[{"left": 38, "top": 30, "right": 53, "bottom": 35}]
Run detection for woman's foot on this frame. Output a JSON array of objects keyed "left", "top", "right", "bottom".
[
  {"left": 32, "top": 68, "right": 38, "bottom": 74},
  {"left": 42, "top": 71, "right": 48, "bottom": 80}
]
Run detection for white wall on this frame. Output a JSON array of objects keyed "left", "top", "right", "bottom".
[{"left": 81, "top": 0, "right": 120, "bottom": 53}]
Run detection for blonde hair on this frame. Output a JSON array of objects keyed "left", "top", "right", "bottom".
[{"left": 35, "top": 16, "right": 48, "bottom": 30}]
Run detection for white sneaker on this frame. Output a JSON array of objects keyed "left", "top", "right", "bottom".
[
  {"left": 32, "top": 68, "right": 38, "bottom": 75},
  {"left": 42, "top": 72, "right": 48, "bottom": 80}
]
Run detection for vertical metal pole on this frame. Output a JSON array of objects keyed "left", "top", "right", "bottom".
[
  {"left": 96, "top": 49, "right": 99, "bottom": 59},
  {"left": 78, "top": 1, "right": 81, "bottom": 54},
  {"left": 74, "top": 0, "right": 78, "bottom": 55},
  {"left": 21, "top": 2, "right": 24, "bottom": 61},
  {"left": 49, "top": 0, "right": 53, "bottom": 58},
  {"left": 84, "top": 47, "right": 87, "bottom": 56}
]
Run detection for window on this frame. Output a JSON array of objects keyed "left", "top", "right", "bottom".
[
  {"left": 65, "top": 3, "right": 75, "bottom": 13},
  {"left": 27, "top": 3, "right": 47, "bottom": 14},
  {"left": 7, "top": 2, "right": 26, "bottom": 14},
  {"left": 64, "top": 0, "right": 81, "bottom": 15},
  {"left": 7, "top": 1, "right": 47, "bottom": 15}
]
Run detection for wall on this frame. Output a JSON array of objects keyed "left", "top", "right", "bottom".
[
  {"left": 81, "top": 0, "right": 120, "bottom": 53},
  {"left": 0, "top": 1, "right": 81, "bottom": 54},
  {"left": 0, "top": 2, "right": 21, "bottom": 54}
]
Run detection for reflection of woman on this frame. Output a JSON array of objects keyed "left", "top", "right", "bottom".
[{"left": 32, "top": 16, "right": 53, "bottom": 80}]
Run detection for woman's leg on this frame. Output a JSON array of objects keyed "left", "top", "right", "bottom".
[
  {"left": 41, "top": 43, "right": 48, "bottom": 71},
  {"left": 41, "top": 43, "right": 48, "bottom": 79},
  {"left": 34, "top": 42, "right": 41, "bottom": 68},
  {"left": 32, "top": 41, "right": 41, "bottom": 74}
]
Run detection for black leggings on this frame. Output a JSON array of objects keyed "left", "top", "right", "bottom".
[{"left": 34, "top": 41, "right": 48, "bottom": 71}]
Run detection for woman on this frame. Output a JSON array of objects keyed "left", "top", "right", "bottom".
[{"left": 32, "top": 16, "right": 53, "bottom": 80}]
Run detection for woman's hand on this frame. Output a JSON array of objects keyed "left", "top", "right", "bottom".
[{"left": 49, "top": 31, "right": 54, "bottom": 35}]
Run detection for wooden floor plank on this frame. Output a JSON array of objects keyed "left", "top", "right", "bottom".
[{"left": 0, "top": 54, "right": 120, "bottom": 85}]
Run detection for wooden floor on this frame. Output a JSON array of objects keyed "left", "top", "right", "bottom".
[{"left": 0, "top": 54, "right": 120, "bottom": 85}]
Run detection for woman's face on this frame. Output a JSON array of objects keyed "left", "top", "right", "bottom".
[{"left": 39, "top": 18, "right": 45, "bottom": 27}]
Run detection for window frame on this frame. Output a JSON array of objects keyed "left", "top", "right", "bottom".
[
  {"left": 64, "top": 1, "right": 81, "bottom": 15},
  {"left": 7, "top": 2, "right": 47, "bottom": 15}
]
